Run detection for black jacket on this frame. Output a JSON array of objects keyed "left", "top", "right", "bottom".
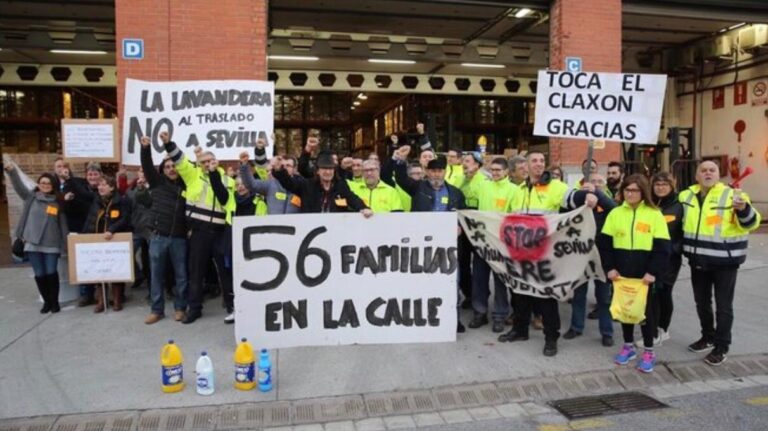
[
  {"left": 656, "top": 192, "right": 684, "bottom": 284},
  {"left": 273, "top": 169, "right": 367, "bottom": 213},
  {"left": 60, "top": 176, "right": 94, "bottom": 233},
  {"left": 82, "top": 192, "right": 132, "bottom": 234},
  {"left": 564, "top": 188, "right": 617, "bottom": 230},
  {"left": 388, "top": 159, "right": 465, "bottom": 212},
  {"left": 140, "top": 145, "right": 188, "bottom": 238}
]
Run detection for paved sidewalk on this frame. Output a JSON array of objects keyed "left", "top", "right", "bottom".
[{"left": 2, "top": 234, "right": 768, "bottom": 420}]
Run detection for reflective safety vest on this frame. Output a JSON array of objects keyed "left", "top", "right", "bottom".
[
  {"left": 478, "top": 178, "right": 518, "bottom": 213},
  {"left": 601, "top": 200, "right": 670, "bottom": 278},
  {"left": 350, "top": 180, "right": 403, "bottom": 213},
  {"left": 509, "top": 178, "right": 568, "bottom": 215},
  {"left": 602, "top": 201, "right": 670, "bottom": 251},
  {"left": 445, "top": 164, "right": 465, "bottom": 187},
  {"left": 679, "top": 182, "right": 761, "bottom": 267},
  {"left": 396, "top": 183, "right": 412, "bottom": 212},
  {"left": 460, "top": 171, "right": 490, "bottom": 209},
  {"left": 176, "top": 156, "right": 236, "bottom": 226},
  {"left": 254, "top": 194, "right": 268, "bottom": 216}
]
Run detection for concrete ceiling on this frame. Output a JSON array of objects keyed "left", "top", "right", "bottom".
[{"left": 0, "top": 0, "right": 765, "bottom": 76}]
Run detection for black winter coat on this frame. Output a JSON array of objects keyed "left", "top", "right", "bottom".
[
  {"left": 82, "top": 192, "right": 132, "bottom": 234},
  {"left": 60, "top": 176, "right": 94, "bottom": 232},
  {"left": 273, "top": 169, "right": 367, "bottom": 213},
  {"left": 656, "top": 192, "right": 684, "bottom": 285},
  {"left": 140, "top": 145, "right": 188, "bottom": 238},
  {"left": 388, "top": 159, "right": 465, "bottom": 212}
]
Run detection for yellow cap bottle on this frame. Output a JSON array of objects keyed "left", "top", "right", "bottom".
[
  {"left": 234, "top": 337, "right": 256, "bottom": 391},
  {"left": 161, "top": 340, "right": 185, "bottom": 393}
]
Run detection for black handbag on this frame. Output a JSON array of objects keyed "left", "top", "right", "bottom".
[{"left": 11, "top": 238, "right": 25, "bottom": 259}]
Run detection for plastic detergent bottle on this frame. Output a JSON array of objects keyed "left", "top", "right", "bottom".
[
  {"left": 258, "top": 349, "right": 273, "bottom": 392},
  {"left": 234, "top": 338, "right": 256, "bottom": 390},
  {"left": 161, "top": 340, "right": 184, "bottom": 393},
  {"left": 195, "top": 351, "right": 215, "bottom": 396}
]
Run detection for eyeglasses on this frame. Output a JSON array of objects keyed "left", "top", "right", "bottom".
[{"left": 624, "top": 188, "right": 642, "bottom": 194}]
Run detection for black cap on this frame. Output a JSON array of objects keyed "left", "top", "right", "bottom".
[
  {"left": 316, "top": 150, "right": 336, "bottom": 168},
  {"left": 427, "top": 157, "right": 447, "bottom": 170}
]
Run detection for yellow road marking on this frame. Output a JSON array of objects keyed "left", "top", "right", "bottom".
[
  {"left": 538, "top": 418, "right": 614, "bottom": 431},
  {"left": 570, "top": 418, "right": 614, "bottom": 429},
  {"left": 746, "top": 396, "right": 768, "bottom": 406}
]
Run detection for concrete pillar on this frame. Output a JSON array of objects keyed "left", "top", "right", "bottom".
[
  {"left": 548, "top": 0, "right": 622, "bottom": 167},
  {"left": 115, "top": 0, "right": 268, "bottom": 117}
]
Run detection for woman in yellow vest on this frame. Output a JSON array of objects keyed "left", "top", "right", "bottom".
[{"left": 599, "top": 174, "right": 670, "bottom": 373}]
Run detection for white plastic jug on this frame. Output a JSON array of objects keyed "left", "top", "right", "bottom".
[{"left": 195, "top": 352, "right": 215, "bottom": 396}]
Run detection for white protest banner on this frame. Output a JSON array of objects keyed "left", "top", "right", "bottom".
[
  {"left": 67, "top": 233, "right": 134, "bottom": 284},
  {"left": 458, "top": 206, "right": 604, "bottom": 301},
  {"left": 61, "top": 118, "right": 120, "bottom": 163},
  {"left": 122, "top": 79, "right": 274, "bottom": 166},
  {"left": 533, "top": 70, "right": 667, "bottom": 145},
  {"left": 233, "top": 213, "right": 458, "bottom": 349}
]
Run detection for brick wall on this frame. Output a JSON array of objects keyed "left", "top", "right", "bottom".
[
  {"left": 548, "top": 0, "right": 622, "bottom": 166},
  {"left": 115, "top": 0, "right": 268, "bottom": 119},
  {"left": 2, "top": 154, "right": 85, "bottom": 239}
]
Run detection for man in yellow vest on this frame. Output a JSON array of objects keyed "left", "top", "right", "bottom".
[
  {"left": 162, "top": 132, "right": 235, "bottom": 324},
  {"left": 498, "top": 151, "right": 569, "bottom": 356},
  {"left": 459, "top": 152, "right": 489, "bottom": 310},
  {"left": 468, "top": 157, "right": 518, "bottom": 333},
  {"left": 350, "top": 159, "right": 403, "bottom": 213},
  {"left": 445, "top": 148, "right": 465, "bottom": 187},
  {"left": 680, "top": 161, "right": 761, "bottom": 366}
]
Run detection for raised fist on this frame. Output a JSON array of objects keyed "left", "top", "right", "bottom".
[
  {"left": 140, "top": 136, "right": 151, "bottom": 148},
  {"left": 341, "top": 157, "right": 354, "bottom": 170},
  {"left": 160, "top": 131, "right": 170, "bottom": 144},
  {"left": 416, "top": 123, "right": 425, "bottom": 135},
  {"left": 305, "top": 136, "right": 319, "bottom": 153},
  {"left": 239, "top": 151, "right": 250, "bottom": 165},
  {"left": 398, "top": 145, "right": 412, "bottom": 159},
  {"left": 193, "top": 146, "right": 203, "bottom": 156},
  {"left": 256, "top": 138, "right": 267, "bottom": 150}
]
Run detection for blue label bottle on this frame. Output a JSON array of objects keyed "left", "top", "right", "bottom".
[{"left": 258, "top": 348, "right": 272, "bottom": 392}]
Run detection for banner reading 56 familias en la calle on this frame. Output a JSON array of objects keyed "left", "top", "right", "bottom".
[{"left": 458, "top": 206, "right": 605, "bottom": 301}]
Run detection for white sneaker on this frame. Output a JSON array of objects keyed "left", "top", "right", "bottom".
[
  {"left": 660, "top": 328, "right": 670, "bottom": 343},
  {"left": 224, "top": 313, "right": 235, "bottom": 324},
  {"left": 652, "top": 328, "right": 668, "bottom": 346}
]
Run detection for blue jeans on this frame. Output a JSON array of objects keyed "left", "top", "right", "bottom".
[
  {"left": 27, "top": 252, "right": 59, "bottom": 277},
  {"left": 149, "top": 234, "right": 189, "bottom": 315},
  {"left": 569, "top": 280, "right": 613, "bottom": 336},
  {"left": 471, "top": 255, "right": 510, "bottom": 322}
]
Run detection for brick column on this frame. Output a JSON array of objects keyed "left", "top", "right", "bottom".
[
  {"left": 548, "top": 0, "right": 622, "bottom": 166},
  {"left": 115, "top": 0, "right": 268, "bottom": 119}
]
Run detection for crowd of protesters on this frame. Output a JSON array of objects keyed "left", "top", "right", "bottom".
[{"left": 5, "top": 122, "right": 761, "bottom": 371}]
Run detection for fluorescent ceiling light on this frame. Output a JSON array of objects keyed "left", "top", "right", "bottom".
[
  {"left": 368, "top": 58, "right": 416, "bottom": 65},
  {"left": 353, "top": 101, "right": 361, "bottom": 106},
  {"left": 357, "top": 93, "right": 368, "bottom": 100},
  {"left": 461, "top": 63, "right": 505, "bottom": 69},
  {"left": 49, "top": 49, "right": 107, "bottom": 55},
  {"left": 728, "top": 22, "right": 746, "bottom": 30},
  {"left": 514, "top": 8, "right": 532, "bottom": 18},
  {"left": 268, "top": 55, "right": 319, "bottom": 61}
]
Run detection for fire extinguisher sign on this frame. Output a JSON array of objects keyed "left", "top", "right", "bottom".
[{"left": 734, "top": 81, "right": 747, "bottom": 105}]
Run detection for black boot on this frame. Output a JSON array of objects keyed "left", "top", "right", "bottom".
[
  {"left": 35, "top": 276, "right": 51, "bottom": 313},
  {"left": 47, "top": 273, "right": 61, "bottom": 313}
]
